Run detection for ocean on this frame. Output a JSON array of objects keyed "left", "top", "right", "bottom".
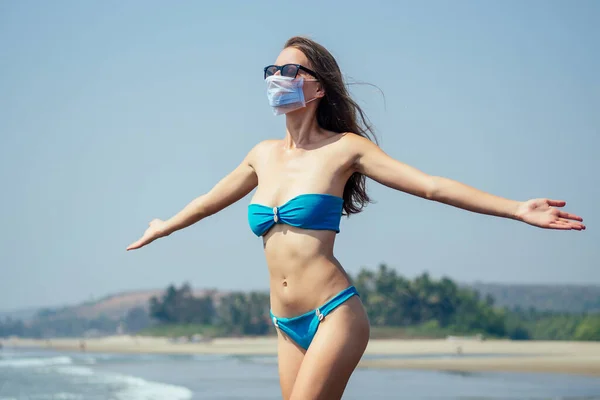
[{"left": 1, "top": 347, "right": 600, "bottom": 399}]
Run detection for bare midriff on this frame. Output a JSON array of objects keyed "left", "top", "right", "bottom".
[{"left": 263, "top": 225, "right": 353, "bottom": 318}]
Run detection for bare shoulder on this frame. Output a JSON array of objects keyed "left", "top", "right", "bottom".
[
  {"left": 338, "top": 132, "right": 380, "bottom": 159},
  {"left": 250, "top": 139, "right": 280, "bottom": 155},
  {"left": 246, "top": 139, "right": 281, "bottom": 165},
  {"left": 339, "top": 132, "right": 377, "bottom": 148}
]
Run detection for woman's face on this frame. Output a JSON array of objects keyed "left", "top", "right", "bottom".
[
  {"left": 273, "top": 47, "right": 313, "bottom": 78},
  {"left": 270, "top": 47, "right": 322, "bottom": 101}
]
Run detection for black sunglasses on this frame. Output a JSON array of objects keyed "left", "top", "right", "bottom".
[{"left": 264, "top": 64, "right": 318, "bottom": 80}]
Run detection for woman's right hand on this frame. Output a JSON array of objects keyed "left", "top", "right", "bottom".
[
  {"left": 126, "top": 219, "right": 169, "bottom": 251},
  {"left": 125, "top": 144, "right": 259, "bottom": 252}
]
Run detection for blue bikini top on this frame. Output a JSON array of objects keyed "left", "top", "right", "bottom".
[{"left": 248, "top": 193, "right": 344, "bottom": 237}]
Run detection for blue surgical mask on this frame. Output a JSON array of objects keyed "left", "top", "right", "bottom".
[{"left": 266, "top": 75, "right": 318, "bottom": 115}]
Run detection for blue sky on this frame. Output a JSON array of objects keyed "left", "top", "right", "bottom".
[{"left": 1, "top": 1, "right": 598, "bottom": 310}]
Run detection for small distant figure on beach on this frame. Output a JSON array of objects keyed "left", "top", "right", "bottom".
[{"left": 79, "top": 340, "right": 86, "bottom": 352}]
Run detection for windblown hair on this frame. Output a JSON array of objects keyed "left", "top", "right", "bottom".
[{"left": 284, "top": 36, "right": 379, "bottom": 216}]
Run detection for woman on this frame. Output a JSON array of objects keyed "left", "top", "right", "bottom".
[{"left": 127, "top": 36, "right": 585, "bottom": 399}]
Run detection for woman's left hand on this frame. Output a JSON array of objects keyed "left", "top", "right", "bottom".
[{"left": 516, "top": 199, "right": 585, "bottom": 230}]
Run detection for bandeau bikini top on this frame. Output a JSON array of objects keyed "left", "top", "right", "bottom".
[{"left": 247, "top": 193, "right": 344, "bottom": 237}]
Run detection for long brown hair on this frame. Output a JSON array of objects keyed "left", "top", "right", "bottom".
[{"left": 284, "top": 36, "right": 379, "bottom": 216}]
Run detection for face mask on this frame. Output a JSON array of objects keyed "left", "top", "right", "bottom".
[{"left": 266, "top": 75, "right": 318, "bottom": 115}]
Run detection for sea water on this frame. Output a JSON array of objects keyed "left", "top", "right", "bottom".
[{"left": 1, "top": 347, "right": 599, "bottom": 399}]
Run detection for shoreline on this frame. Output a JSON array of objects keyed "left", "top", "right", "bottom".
[{"left": 3, "top": 336, "right": 600, "bottom": 377}]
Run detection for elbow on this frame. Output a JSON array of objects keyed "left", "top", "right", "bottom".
[
  {"left": 196, "top": 192, "right": 228, "bottom": 219},
  {"left": 194, "top": 194, "right": 214, "bottom": 219},
  {"left": 424, "top": 176, "right": 442, "bottom": 201}
]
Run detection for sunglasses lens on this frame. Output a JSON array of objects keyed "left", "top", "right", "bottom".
[
  {"left": 281, "top": 64, "right": 299, "bottom": 78},
  {"left": 265, "top": 66, "right": 278, "bottom": 78}
]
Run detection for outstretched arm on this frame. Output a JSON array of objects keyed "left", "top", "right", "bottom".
[
  {"left": 127, "top": 147, "right": 259, "bottom": 251},
  {"left": 350, "top": 135, "right": 585, "bottom": 231}
]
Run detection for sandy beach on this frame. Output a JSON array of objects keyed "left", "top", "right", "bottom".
[{"left": 4, "top": 336, "right": 600, "bottom": 377}]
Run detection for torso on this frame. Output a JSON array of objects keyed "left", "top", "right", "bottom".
[{"left": 249, "top": 132, "right": 358, "bottom": 317}]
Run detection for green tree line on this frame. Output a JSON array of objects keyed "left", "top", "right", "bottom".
[
  {"left": 141, "top": 264, "right": 600, "bottom": 341},
  {"left": 1, "top": 264, "right": 598, "bottom": 340},
  {"left": 145, "top": 282, "right": 272, "bottom": 336},
  {"left": 353, "top": 265, "right": 506, "bottom": 336}
]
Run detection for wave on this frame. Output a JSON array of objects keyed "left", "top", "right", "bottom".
[
  {"left": 112, "top": 375, "right": 193, "bottom": 400},
  {"left": 1, "top": 353, "right": 192, "bottom": 399},
  {"left": 56, "top": 365, "right": 95, "bottom": 376},
  {"left": 57, "top": 362, "right": 192, "bottom": 399},
  {"left": 0, "top": 356, "right": 73, "bottom": 368},
  {"left": 80, "top": 356, "right": 97, "bottom": 365},
  {"left": 49, "top": 394, "right": 84, "bottom": 400}
]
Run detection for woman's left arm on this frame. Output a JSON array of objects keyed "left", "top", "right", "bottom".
[{"left": 350, "top": 135, "right": 585, "bottom": 231}]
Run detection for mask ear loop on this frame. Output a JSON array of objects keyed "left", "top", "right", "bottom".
[{"left": 302, "top": 78, "right": 322, "bottom": 104}]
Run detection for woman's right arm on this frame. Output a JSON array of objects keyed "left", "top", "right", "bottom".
[{"left": 126, "top": 146, "right": 259, "bottom": 251}]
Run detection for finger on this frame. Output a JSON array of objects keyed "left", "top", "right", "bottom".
[
  {"left": 568, "top": 222, "right": 585, "bottom": 231},
  {"left": 126, "top": 239, "right": 144, "bottom": 251},
  {"left": 558, "top": 218, "right": 586, "bottom": 230},
  {"left": 558, "top": 210, "right": 583, "bottom": 221},
  {"left": 548, "top": 221, "right": 572, "bottom": 230},
  {"left": 547, "top": 199, "right": 566, "bottom": 207},
  {"left": 551, "top": 220, "right": 586, "bottom": 231}
]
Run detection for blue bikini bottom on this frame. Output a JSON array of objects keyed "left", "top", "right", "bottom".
[{"left": 270, "top": 286, "right": 359, "bottom": 350}]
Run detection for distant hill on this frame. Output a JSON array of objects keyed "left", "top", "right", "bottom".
[
  {"left": 34, "top": 289, "right": 227, "bottom": 319},
  {"left": 12, "top": 288, "right": 224, "bottom": 322},
  {"left": 0, "top": 307, "right": 40, "bottom": 321},
  {"left": 467, "top": 283, "right": 600, "bottom": 313},
  {"left": 41, "top": 289, "right": 167, "bottom": 320}
]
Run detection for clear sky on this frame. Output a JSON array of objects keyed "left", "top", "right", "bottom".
[{"left": 1, "top": 1, "right": 598, "bottom": 311}]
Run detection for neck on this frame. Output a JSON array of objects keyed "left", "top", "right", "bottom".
[{"left": 284, "top": 107, "right": 323, "bottom": 149}]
